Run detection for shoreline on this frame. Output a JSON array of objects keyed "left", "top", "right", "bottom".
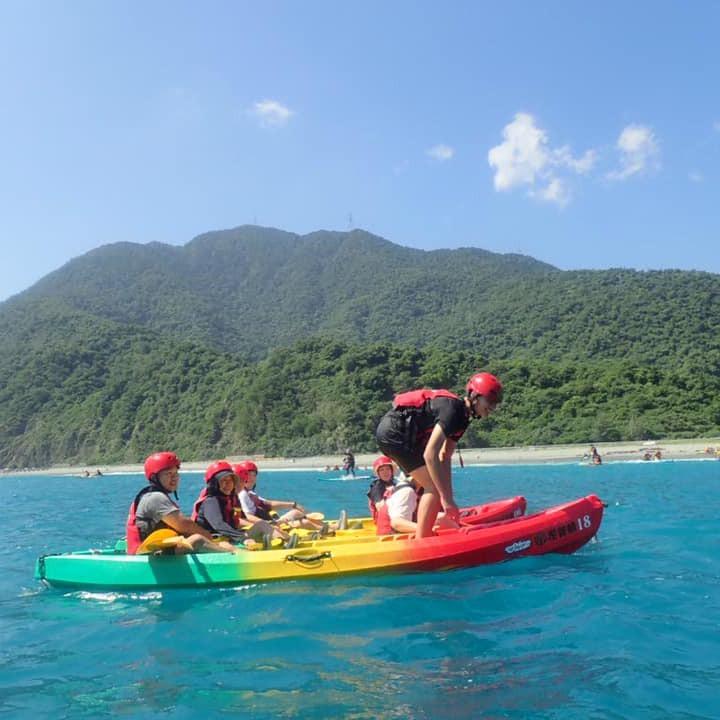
[{"left": 4, "top": 437, "right": 720, "bottom": 476}]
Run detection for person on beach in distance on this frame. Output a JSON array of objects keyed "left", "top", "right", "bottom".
[
  {"left": 589, "top": 445, "right": 602, "bottom": 465},
  {"left": 375, "top": 372, "right": 503, "bottom": 539},
  {"left": 125, "top": 452, "right": 238, "bottom": 555}
]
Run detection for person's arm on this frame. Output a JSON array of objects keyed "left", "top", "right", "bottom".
[
  {"left": 240, "top": 510, "right": 269, "bottom": 525},
  {"left": 160, "top": 510, "right": 215, "bottom": 541},
  {"left": 268, "top": 499, "right": 305, "bottom": 513},
  {"left": 201, "top": 498, "right": 247, "bottom": 540},
  {"left": 438, "top": 437, "right": 456, "bottom": 464},
  {"left": 423, "top": 424, "right": 459, "bottom": 521}
]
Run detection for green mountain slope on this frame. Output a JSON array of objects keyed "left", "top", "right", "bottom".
[
  {"left": 7, "top": 226, "right": 720, "bottom": 364},
  {"left": 3, "top": 301, "right": 719, "bottom": 468}
]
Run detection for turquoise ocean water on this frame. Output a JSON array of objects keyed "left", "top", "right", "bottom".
[{"left": 2, "top": 460, "right": 719, "bottom": 719}]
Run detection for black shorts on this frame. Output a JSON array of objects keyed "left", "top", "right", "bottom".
[{"left": 375, "top": 410, "right": 426, "bottom": 474}]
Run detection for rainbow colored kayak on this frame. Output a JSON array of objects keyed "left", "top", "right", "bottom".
[{"left": 35, "top": 495, "right": 603, "bottom": 591}]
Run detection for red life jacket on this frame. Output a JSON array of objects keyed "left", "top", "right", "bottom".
[
  {"left": 190, "top": 487, "right": 207, "bottom": 522},
  {"left": 375, "top": 482, "right": 421, "bottom": 535},
  {"left": 367, "top": 478, "right": 390, "bottom": 521},
  {"left": 392, "top": 388, "right": 459, "bottom": 409},
  {"left": 191, "top": 488, "right": 242, "bottom": 529},
  {"left": 125, "top": 486, "right": 178, "bottom": 555},
  {"left": 243, "top": 490, "right": 274, "bottom": 521}
]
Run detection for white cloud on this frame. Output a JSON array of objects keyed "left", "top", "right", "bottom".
[
  {"left": 553, "top": 146, "right": 597, "bottom": 174},
  {"left": 426, "top": 144, "right": 455, "bottom": 161},
  {"left": 487, "top": 112, "right": 595, "bottom": 206},
  {"left": 689, "top": 171, "right": 703, "bottom": 183},
  {"left": 250, "top": 99, "right": 294, "bottom": 127},
  {"left": 537, "top": 178, "right": 570, "bottom": 207},
  {"left": 606, "top": 124, "right": 660, "bottom": 180}
]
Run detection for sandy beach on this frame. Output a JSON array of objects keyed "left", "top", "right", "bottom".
[{"left": 5, "top": 437, "right": 720, "bottom": 476}]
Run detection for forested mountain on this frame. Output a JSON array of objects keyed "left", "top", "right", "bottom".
[
  {"left": 2, "top": 225, "right": 720, "bottom": 467},
  {"left": 9, "top": 225, "right": 719, "bottom": 363}
]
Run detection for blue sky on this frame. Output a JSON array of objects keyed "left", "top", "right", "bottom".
[{"left": 1, "top": 1, "right": 718, "bottom": 301}]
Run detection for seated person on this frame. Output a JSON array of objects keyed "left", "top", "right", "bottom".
[
  {"left": 233, "top": 461, "right": 324, "bottom": 532},
  {"left": 375, "top": 475, "right": 459, "bottom": 536},
  {"left": 366, "top": 455, "right": 396, "bottom": 524},
  {"left": 126, "top": 452, "right": 237, "bottom": 555},
  {"left": 191, "top": 461, "right": 274, "bottom": 548}
]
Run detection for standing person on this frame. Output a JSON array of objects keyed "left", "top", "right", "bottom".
[
  {"left": 589, "top": 445, "right": 602, "bottom": 465},
  {"left": 126, "top": 452, "right": 237, "bottom": 555},
  {"left": 342, "top": 449, "right": 356, "bottom": 477},
  {"left": 375, "top": 372, "right": 503, "bottom": 539}
]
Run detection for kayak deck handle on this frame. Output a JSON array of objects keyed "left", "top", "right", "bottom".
[{"left": 285, "top": 551, "right": 332, "bottom": 565}]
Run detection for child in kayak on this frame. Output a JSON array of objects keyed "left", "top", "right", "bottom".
[
  {"left": 126, "top": 452, "right": 238, "bottom": 555},
  {"left": 234, "top": 461, "right": 325, "bottom": 532},
  {"left": 375, "top": 372, "right": 503, "bottom": 539},
  {"left": 371, "top": 464, "right": 460, "bottom": 536},
  {"left": 191, "top": 461, "right": 277, "bottom": 548},
  {"left": 366, "top": 455, "right": 396, "bottom": 524}
]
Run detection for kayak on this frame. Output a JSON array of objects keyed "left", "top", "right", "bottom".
[
  {"left": 35, "top": 495, "right": 603, "bottom": 591},
  {"left": 318, "top": 474, "right": 371, "bottom": 481}
]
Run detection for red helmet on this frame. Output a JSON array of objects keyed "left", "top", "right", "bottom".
[
  {"left": 466, "top": 372, "right": 503, "bottom": 405},
  {"left": 232, "top": 460, "right": 258, "bottom": 482},
  {"left": 372, "top": 456, "right": 394, "bottom": 475},
  {"left": 144, "top": 451, "right": 181, "bottom": 481},
  {"left": 204, "top": 460, "right": 234, "bottom": 484}
]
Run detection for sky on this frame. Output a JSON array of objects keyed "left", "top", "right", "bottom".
[{"left": 0, "top": 1, "right": 718, "bottom": 301}]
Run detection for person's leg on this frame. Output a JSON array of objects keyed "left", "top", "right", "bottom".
[
  {"left": 278, "top": 509, "right": 323, "bottom": 531},
  {"left": 434, "top": 511, "right": 460, "bottom": 529},
  {"left": 176, "top": 534, "right": 230, "bottom": 554},
  {"left": 408, "top": 466, "right": 441, "bottom": 538}
]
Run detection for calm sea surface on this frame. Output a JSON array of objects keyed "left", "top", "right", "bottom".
[{"left": 2, "top": 460, "right": 718, "bottom": 719}]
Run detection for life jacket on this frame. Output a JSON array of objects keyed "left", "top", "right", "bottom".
[
  {"left": 190, "top": 487, "right": 207, "bottom": 522},
  {"left": 375, "top": 481, "right": 421, "bottom": 536},
  {"left": 367, "top": 478, "right": 390, "bottom": 521},
  {"left": 392, "top": 388, "right": 459, "bottom": 410},
  {"left": 125, "top": 485, "right": 178, "bottom": 555},
  {"left": 243, "top": 490, "right": 274, "bottom": 521},
  {"left": 191, "top": 488, "right": 242, "bottom": 530}
]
